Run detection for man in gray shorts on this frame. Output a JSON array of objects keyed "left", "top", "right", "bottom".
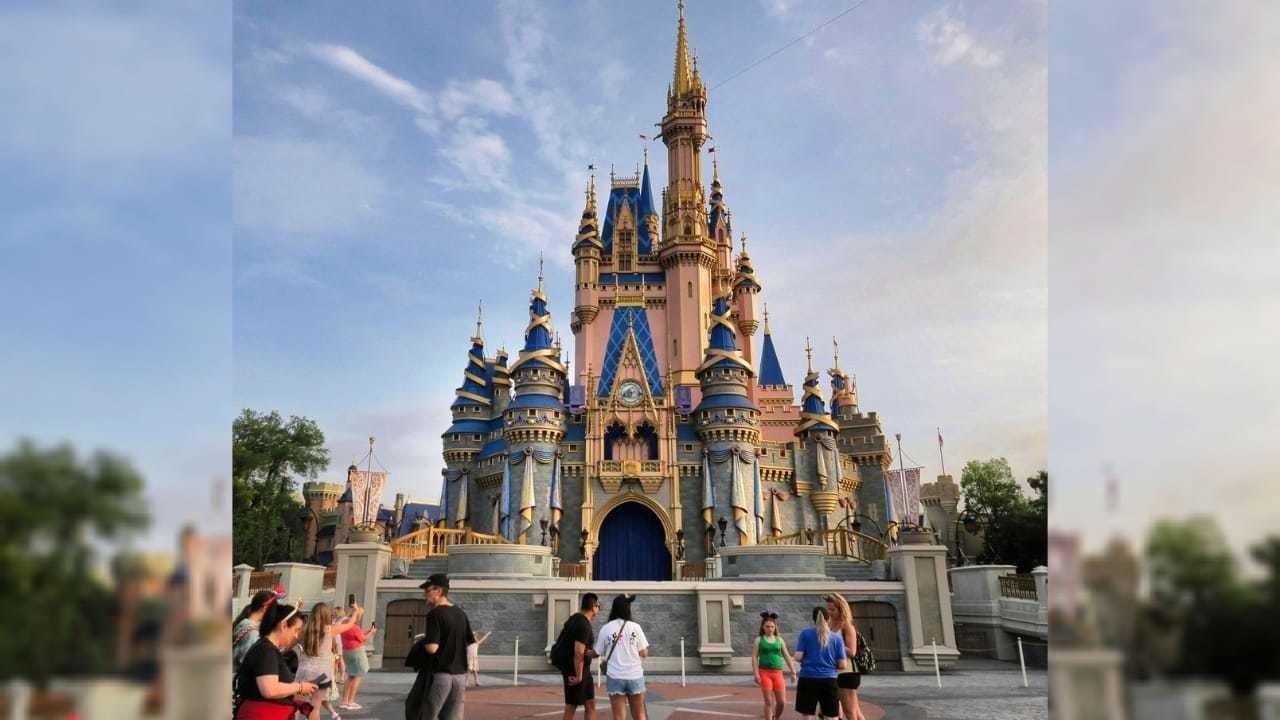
[{"left": 420, "top": 573, "right": 475, "bottom": 720}]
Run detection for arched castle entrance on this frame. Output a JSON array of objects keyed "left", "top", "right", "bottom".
[{"left": 592, "top": 499, "right": 672, "bottom": 581}]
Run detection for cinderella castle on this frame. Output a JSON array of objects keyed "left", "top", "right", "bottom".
[{"left": 433, "top": 2, "right": 900, "bottom": 584}]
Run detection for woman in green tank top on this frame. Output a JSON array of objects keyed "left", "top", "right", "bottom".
[{"left": 752, "top": 611, "right": 797, "bottom": 720}]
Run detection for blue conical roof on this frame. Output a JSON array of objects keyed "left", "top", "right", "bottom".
[
  {"left": 639, "top": 162, "right": 656, "bottom": 218},
  {"left": 796, "top": 370, "right": 838, "bottom": 434},
  {"left": 697, "top": 295, "right": 752, "bottom": 374},
  {"left": 759, "top": 332, "right": 786, "bottom": 386},
  {"left": 452, "top": 337, "right": 492, "bottom": 408}
]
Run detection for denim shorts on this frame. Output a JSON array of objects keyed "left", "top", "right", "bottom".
[{"left": 606, "top": 675, "right": 646, "bottom": 696}]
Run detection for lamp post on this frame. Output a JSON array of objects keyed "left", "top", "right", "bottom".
[
  {"left": 549, "top": 523, "right": 560, "bottom": 553},
  {"left": 675, "top": 528, "right": 686, "bottom": 561},
  {"left": 717, "top": 516, "right": 728, "bottom": 547},
  {"left": 579, "top": 528, "right": 590, "bottom": 557},
  {"left": 706, "top": 524, "right": 717, "bottom": 556}
]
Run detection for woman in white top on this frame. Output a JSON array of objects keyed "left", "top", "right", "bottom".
[
  {"left": 592, "top": 594, "right": 649, "bottom": 720},
  {"left": 295, "top": 602, "right": 361, "bottom": 720}
]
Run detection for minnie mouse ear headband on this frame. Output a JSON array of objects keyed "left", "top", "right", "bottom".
[
  {"left": 263, "top": 585, "right": 288, "bottom": 609},
  {"left": 760, "top": 610, "right": 779, "bottom": 620}
]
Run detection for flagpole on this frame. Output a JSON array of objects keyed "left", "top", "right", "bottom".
[
  {"left": 895, "top": 433, "right": 911, "bottom": 527},
  {"left": 364, "top": 436, "right": 375, "bottom": 527},
  {"left": 937, "top": 427, "right": 946, "bottom": 477}
]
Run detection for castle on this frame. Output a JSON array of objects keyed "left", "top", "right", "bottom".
[{"left": 435, "top": 1, "right": 901, "bottom": 582}]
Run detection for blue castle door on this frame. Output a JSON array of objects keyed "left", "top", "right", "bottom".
[{"left": 593, "top": 502, "right": 672, "bottom": 581}]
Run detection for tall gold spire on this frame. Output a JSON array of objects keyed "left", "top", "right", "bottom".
[
  {"left": 804, "top": 336, "right": 814, "bottom": 374},
  {"left": 537, "top": 251, "right": 545, "bottom": 293},
  {"left": 672, "top": 0, "right": 694, "bottom": 97},
  {"left": 471, "top": 301, "right": 484, "bottom": 343}
]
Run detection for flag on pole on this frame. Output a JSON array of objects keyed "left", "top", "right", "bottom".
[
  {"left": 937, "top": 427, "right": 943, "bottom": 448},
  {"left": 639, "top": 133, "right": 649, "bottom": 141}
]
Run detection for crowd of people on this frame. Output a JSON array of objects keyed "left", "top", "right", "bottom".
[{"left": 231, "top": 581, "right": 872, "bottom": 720}]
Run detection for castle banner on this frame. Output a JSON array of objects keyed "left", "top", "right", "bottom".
[
  {"left": 349, "top": 470, "right": 388, "bottom": 526},
  {"left": 887, "top": 467, "right": 923, "bottom": 526}
]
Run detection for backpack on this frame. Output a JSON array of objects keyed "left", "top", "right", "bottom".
[
  {"left": 549, "top": 619, "right": 577, "bottom": 673},
  {"left": 852, "top": 631, "right": 876, "bottom": 673}
]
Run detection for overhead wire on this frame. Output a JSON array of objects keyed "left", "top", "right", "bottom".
[{"left": 709, "top": 0, "right": 874, "bottom": 91}]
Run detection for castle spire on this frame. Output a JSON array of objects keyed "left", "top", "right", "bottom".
[
  {"left": 757, "top": 304, "right": 787, "bottom": 387},
  {"left": 673, "top": 0, "right": 694, "bottom": 97},
  {"left": 805, "top": 336, "right": 814, "bottom": 375},
  {"left": 471, "top": 301, "right": 484, "bottom": 344},
  {"left": 832, "top": 337, "right": 840, "bottom": 370}
]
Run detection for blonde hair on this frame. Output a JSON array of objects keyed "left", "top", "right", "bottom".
[
  {"left": 825, "top": 593, "right": 854, "bottom": 633},
  {"left": 812, "top": 606, "right": 831, "bottom": 649},
  {"left": 301, "top": 602, "right": 332, "bottom": 657}
]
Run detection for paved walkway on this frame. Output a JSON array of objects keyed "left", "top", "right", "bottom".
[{"left": 343, "top": 661, "right": 1045, "bottom": 720}]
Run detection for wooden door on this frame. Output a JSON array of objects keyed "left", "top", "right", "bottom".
[
  {"left": 381, "top": 599, "right": 429, "bottom": 668},
  {"left": 851, "top": 601, "right": 902, "bottom": 670}
]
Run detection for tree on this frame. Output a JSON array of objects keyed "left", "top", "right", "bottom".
[
  {"left": 0, "top": 440, "right": 149, "bottom": 686},
  {"left": 1144, "top": 515, "right": 1237, "bottom": 614},
  {"left": 232, "top": 410, "right": 330, "bottom": 568},
  {"left": 958, "top": 459, "right": 1047, "bottom": 572}
]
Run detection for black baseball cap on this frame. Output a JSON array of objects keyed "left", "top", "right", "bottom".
[{"left": 419, "top": 572, "right": 449, "bottom": 591}]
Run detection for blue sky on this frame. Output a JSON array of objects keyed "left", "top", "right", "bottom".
[
  {"left": 233, "top": 0, "right": 1048, "bottom": 511},
  {"left": 17, "top": 1, "right": 1272, "bottom": 563},
  {"left": 0, "top": 1, "right": 231, "bottom": 551}
]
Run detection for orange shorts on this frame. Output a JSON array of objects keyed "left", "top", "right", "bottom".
[{"left": 758, "top": 668, "right": 786, "bottom": 692}]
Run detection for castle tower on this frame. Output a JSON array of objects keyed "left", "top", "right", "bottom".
[
  {"left": 571, "top": 175, "right": 602, "bottom": 383},
  {"left": 755, "top": 306, "right": 800, "bottom": 443},
  {"left": 732, "top": 234, "right": 761, "bottom": 398},
  {"left": 301, "top": 480, "right": 344, "bottom": 559},
  {"left": 796, "top": 338, "right": 843, "bottom": 528},
  {"left": 708, "top": 156, "right": 733, "bottom": 294},
  {"left": 695, "top": 294, "right": 761, "bottom": 547},
  {"left": 829, "top": 338, "right": 858, "bottom": 418},
  {"left": 441, "top": 306, "right": 491, "bottom": 528},
  {"left": 504, "top": 261, "right": 567, "bottom": 544},
  {"left": 660, "top": 0, "right": 715, "bottom": 386}
]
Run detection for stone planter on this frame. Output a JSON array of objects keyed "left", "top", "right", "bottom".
[
  {"left": 348, "top": 526, "right": 383, "bottom": 543},
  {"left": 809, "top": 490, "right": 839, "bottom": 515},
  {"left": 898, "top": 527, "right": 935, "bottom": 545}
]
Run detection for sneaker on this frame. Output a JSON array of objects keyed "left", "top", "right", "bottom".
[{"left": 346, "top": 703, "right": 363, "bottom": 710}]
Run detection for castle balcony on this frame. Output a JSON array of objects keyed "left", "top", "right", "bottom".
[{"left": 597, "top": 459, "right": 665, "bottom": 493}]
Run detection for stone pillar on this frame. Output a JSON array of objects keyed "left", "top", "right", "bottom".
[
  {"left": 6, "top": 679, "right": 31, "bottom": 720},
  {"left": 1259, "top": 684, "right": 1280, "bottom": 720},
  {"left": 1032, "top": 565, "right": 1049, "bottom": 622},
  {"left": 263, "top": 561, "right": 327, "bottom": 604},
  {"left": 1049, "top": 649, "right": 1126, "bottom": 720},
  {"left": 232, "top": 563, "right": 254, "bottom": 617},
  {"left": 51, "top": 680, "right": 148, "bottom": 720},
  {"left": 334, "top": 542, "right": 391, "bottom": 667},
  {"left": 888, "top": 543, "right": 959, "bottom": 671},
  {"left": 162, "top": 644, "right": 232, "bottom": 719}
]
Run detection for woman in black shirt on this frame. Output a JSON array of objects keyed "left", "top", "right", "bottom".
[{"left": 233, "top": 603, "right": 320, "bottom": 720}]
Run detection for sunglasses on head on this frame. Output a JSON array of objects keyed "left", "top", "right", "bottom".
[{"left": 760, "top": 611, "right": 778, "bottom": 620}]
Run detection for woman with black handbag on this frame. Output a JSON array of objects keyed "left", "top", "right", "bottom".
[{"left": 824, "top": 594, "right": 868, "bottom": 720}]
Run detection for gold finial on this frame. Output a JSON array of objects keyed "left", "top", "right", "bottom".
[
  {"left": 642, "top": 143, "right": 648, "bottom": 166},
  {"left": 763, "top": 303, "right": 771, "bottom": 335},
  {"left": 610, "top": 163, "right": 616, "bottom": 182},
  {"left": 537, "top": 251, "right": 545, "bottom": 292},
  {"left": 712, "top": 153, "right": 719, "bottom": 183},
  {"left": 472, "top": 301, "right": 484, "bottom": 343},
  {"left": 833, "top": 337, "right": 841, "bottom": 370},
  {"left": 740, "top": 233, "right": 748, "bottom": 255},
  {"left": 804, "top": 336, "right": 814, "bottom": 374}
]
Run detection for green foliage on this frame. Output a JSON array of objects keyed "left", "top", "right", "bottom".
[
  {"left": 1142, "top": 518, "right": 1280, "bottom": 695},
  {"left": 232, "top": 410, "right": 329, "bottom": 568},
  {"left": 0, "top": 440, "right": 149, "bottom": 686},
  {"left": 959, "top": 459, "right": 1047, "bottom": 573}
]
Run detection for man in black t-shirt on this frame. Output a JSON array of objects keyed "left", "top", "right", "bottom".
[
  {"left": 419, "top": 573, "right": 475, "bottom": 720},
  {"left": 556, "top": 593, "right": 601, "bottom": 720}
]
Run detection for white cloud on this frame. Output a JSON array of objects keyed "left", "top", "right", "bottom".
[
  {"left": 437, "top": 78, "right": 516, "bottom": 120},
  {"left": 437, "top": 122, "right": 513, "bottom": 190},
  {"left": 307, "top": 43, "right": 433, "bottom": 115},
  {"left": 761, "top": 0, "right": 797, "bottom": 18},
  {"left": 918, "top": 7, "right": 1003, "bottom": 69}
]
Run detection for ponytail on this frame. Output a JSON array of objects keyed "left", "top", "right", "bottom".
[
  {"left": 812, "top": 606, "right": 831, "bottom": 649},
  {"left": 234, "top": 590, "right": 276, "bottom": 626},
  {"left": 260, "top": 603, "right": 300, "bottom": 637}
]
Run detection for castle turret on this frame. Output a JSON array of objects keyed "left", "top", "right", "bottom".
[
  {"left": 572, "top": 174, "right": 602, "bottom": 374},
  {"left": 504, "top": 260, "right": 567, "bottom": 544},
  {"left": 732, "top": 234, "right": 761, "bottom": 391},
  {"left": 828, "top": 338, "right": 858, "bottom": 417},
  {"left": 442, "top": 306, "right": 491, "bottom": 525},
  {"left": 661, "top": 0, "right": 715, "bottom": 386},
  {"left": 796, "top": 338, "right": 843, "bottom": 526},
  {"left": 708, "top": 156, "right": 733, "bottom": 292},
  {"left": 695, "top": 294, "right": 761, "bottom": 547}
]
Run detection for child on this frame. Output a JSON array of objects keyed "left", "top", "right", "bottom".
[{"left": 467, "top": 630, "right": 493, "bottom": 687}]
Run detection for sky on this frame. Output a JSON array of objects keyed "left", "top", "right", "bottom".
[
  {"left": 0, "top": 1, "right": 231, "bottom": 553},
  {"left": 5, "top": 0, "right": 1272, "bottom": 563},
  {"left": 231, "top": 0, "right": 1048, "bottom": 514},
  {"left": 1049, "top": 1, "right": 1280, "bottom": 558}
]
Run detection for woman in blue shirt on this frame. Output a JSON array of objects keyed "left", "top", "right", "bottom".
[{"left": 791, "top": 606, "right": 848, "bottom": 719}]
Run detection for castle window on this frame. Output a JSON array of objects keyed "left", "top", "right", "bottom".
[
  {"left": 568, "top": 444, "right": 578, "bottom": 451},
  {"left": 687, "top": 281, "right": 692, "bottom": 298},
  {"left": 528, "top": 410, "right": 537, "bottom": 419},
  {"left": 684, "top": 444, "right": 695, "bottom": 452},
  {"left": 726, "top": 409, "right": 735, "bottom": 417},
  {"left": 473, "top": 434, "right": 482, "bottom": 441}
]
